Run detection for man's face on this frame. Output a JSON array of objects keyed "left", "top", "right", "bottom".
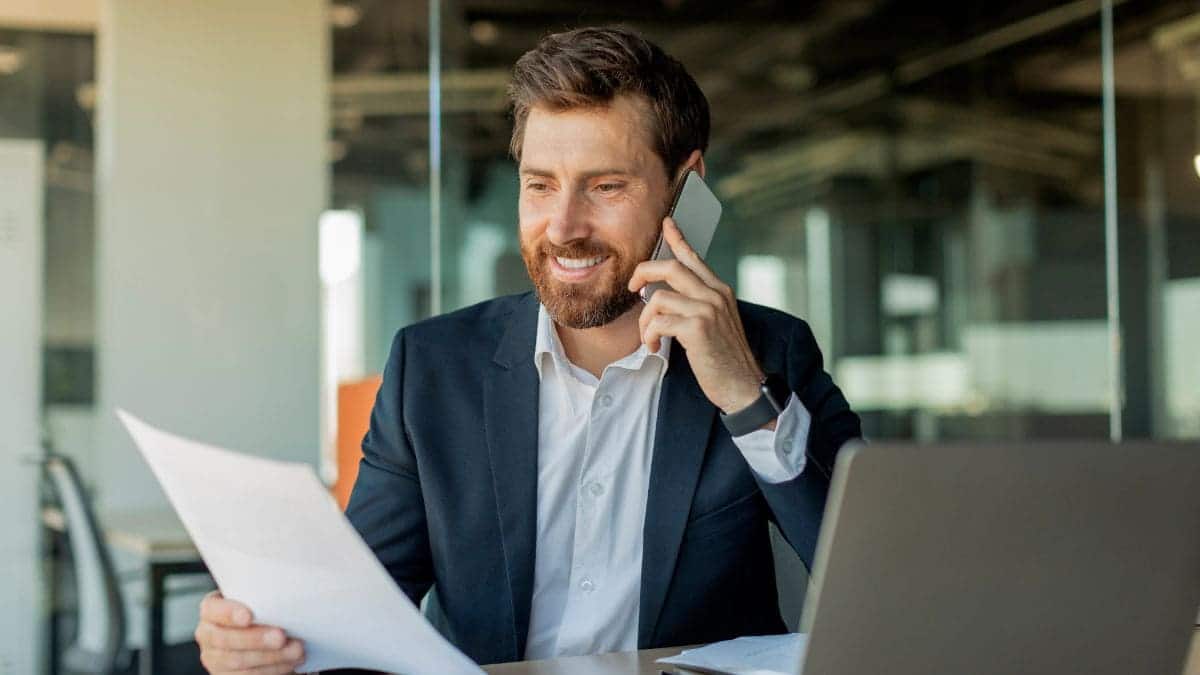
[{"left": 518, "top": 95, "right": 671, "bottom": 329}]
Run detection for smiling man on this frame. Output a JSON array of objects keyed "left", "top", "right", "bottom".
[{"left": 194, "top": 26, "right": 861, "bottom": 674}]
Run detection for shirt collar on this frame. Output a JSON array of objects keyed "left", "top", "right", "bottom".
[{"left": 533, "top": 304, "right": 670, "bottom": 381}]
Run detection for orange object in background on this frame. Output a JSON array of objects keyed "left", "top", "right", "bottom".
[{"left": 331, "top": 374, "right": 382, "bottom": 510}]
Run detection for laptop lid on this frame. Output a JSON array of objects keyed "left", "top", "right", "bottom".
[{"left": 798, "top": 441, "right": 1200, "bottom": 675}]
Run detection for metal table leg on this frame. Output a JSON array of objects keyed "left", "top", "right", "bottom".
[
  {"left": 140, "top": 559, "right": 209, "bottom": 675},
  {"left": 46, "top": 527, "right": 63, "bottom": 675}
]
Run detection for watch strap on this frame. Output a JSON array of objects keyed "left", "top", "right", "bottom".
[{"left": 720, "top": 373, "right": 790, "bottom": 437}]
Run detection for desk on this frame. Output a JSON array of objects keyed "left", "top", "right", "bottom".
[
  {"left": 42, "top": 506, "right": 209, "bottom": 675},
  {"left": 483, "top": 628, "right": 1200, "bottom": 674},
  {"left": 483, "top": 646, "right": 691, "bottom": 674}
]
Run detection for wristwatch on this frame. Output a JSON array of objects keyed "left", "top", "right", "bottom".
[{"left": 720, "top": 372, "right": 791, "bottom": 437}]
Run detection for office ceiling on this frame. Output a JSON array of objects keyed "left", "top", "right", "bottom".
[
  {"left": 11, "top": 0, "right": 1199, "bottom": 213},
  {"left": 329, "top": 0, "right": 1200, "bottom": 213}
]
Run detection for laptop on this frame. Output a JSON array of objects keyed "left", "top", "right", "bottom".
[{"left": 796, "top": 441, "right": 1200, "bottom": 675}]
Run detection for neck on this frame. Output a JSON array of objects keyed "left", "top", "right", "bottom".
[{"left": 554, "top": 306, "right": 644, "bottom": 379}]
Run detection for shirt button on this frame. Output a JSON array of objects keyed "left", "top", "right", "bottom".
[
  {"left": 585, "top": 482, "right": 604, "bottom": 497},
  {"left": 579, "top": 578, "right": 595, "bottom": 592},
  {"left": 598, "top": 393, "right": 614, "bottom": 408}
]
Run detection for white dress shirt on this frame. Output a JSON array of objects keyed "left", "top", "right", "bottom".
[{"left": 523, "top": 305, "right": 812, "bottom": 659}]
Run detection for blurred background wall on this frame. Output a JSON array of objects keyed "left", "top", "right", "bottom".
[{"left": 93, "top": 0, "right": 326, "bottom": 512}]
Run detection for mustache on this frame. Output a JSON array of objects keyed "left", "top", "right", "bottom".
[{"left": 538, "top": 240, "right": 615, "bottom": 259}]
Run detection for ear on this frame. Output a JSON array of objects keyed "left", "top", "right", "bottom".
[{"left": 682, "top": 149, "right": 706, "bottom": 179}]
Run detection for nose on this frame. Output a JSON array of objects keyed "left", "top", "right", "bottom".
[{"left": 545, "top": 190, "right": 591, "bottom": 246}]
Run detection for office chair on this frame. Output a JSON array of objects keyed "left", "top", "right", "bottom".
[{"left": 44, "top": 454, "right": 133, "bottom": 675}]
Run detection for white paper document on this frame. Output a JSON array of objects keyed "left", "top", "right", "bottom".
[
  {"left": 657, "top": 633, "right": 807, "bottom": 675},
  {"left": 117, "top": 409, "right": 483, "bottom": 675}
]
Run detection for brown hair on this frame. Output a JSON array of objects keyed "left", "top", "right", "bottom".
[{"left": 507, "top": 26, "right": 710, "bottom": 177}]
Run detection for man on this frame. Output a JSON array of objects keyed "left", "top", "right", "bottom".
[{"left": 195, "top": 26, "right": 860, "bottom": 674}]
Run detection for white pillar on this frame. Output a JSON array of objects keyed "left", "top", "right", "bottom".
[
  {"left": 95, "top": 0, "right": 327, "bottom": 511},
  {"left": 0, "top": 139, "right": 44, "bottom": 675}
]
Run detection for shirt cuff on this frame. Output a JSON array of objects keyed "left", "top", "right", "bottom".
[{"left": 729, "top": 393, "right": 811, "bottom": 484}]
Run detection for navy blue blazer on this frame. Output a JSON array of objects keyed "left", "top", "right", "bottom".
[{"left": 343, "top": 292, "right": 861, "bottom": 665}]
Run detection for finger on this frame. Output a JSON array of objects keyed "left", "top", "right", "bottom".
[
  {"left": 236, "top": 663, "right": 302, "bottom": 675},
  {"left": 661, "top": 217, "right": 722, "bottom": 287},
  {"left": 645, "top": 287, "right": 717, "bottom": 323},
  {"left": 628, "top": 259, "right": 716, "bottom": 303},
  {"left": 638, "top": 289, "right": 712, "bottom": 343},
  {"left": 197, "top": 622, "right": 289, "bottom": 651},
  {"left": 637, "top": 288, "right": 704, "bottom": 341},
  {"left": 637, "top": 293, "right": 657, "bottom": 340},
  {"left": 644, "top": 313, "right": 703, "bottom": 351},
  {"left": 206, "top": 639, "right": 304, "bottom": 672},
  {"left": 200, "top": 591, "right": 254, "bottom": 627},
  {"left": 663, "top": 217, "right": 737, "bottom": 304},
  {"left": 642, "top": 313, "right": 674, "bottom": 351},
  {"left": 238, "top": 665, "right": 301, "bottom": 675},
  {"left": 638, "top": 299, "right": 661, "bottom": 349}
]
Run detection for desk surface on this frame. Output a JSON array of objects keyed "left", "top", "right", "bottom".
[
  {"left": 482, "top": 645, "right": 689, "bottom": 674},
  {"left": 42, "top": 505, "right": 199, "bottom": 562},
  {"left": 483, "top": 628, "right": 1200, "bottom": 674}
]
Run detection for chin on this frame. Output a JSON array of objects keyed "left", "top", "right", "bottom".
[
  {"left": 523, "top": 246, "right": 644, "bottom": 328},
  {"left": 539, "top": 284, "right": 640, "bottom": 329}
]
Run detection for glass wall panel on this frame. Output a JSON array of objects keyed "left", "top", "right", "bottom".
[
  {"left": 324, "top": 0, "right": 436, "bottom": 479},
  {"left": 1112, "top": 0, "right": 1200, "bottom": 440},
  {"left": 331, "top": 1, "right": 433, "bottom": 371},
  {"left": 2, "top": 25, "right": 96, "bottom": 674},
  {"left": 0, "top": 29, "right": 96, "bottom": 467}
]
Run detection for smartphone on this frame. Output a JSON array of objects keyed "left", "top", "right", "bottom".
[{"left": 639, "top": 170, "right": 723, "bottom": 303}]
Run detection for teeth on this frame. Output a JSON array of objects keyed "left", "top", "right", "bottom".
[{"left": 556, "top": 256, "right": 605, "bottom": 270}]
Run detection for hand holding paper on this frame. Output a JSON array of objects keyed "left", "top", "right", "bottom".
[{"left": 117, "top": 409, "right": 483, "bottom": 675}]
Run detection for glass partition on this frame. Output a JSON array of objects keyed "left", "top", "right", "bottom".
[
  {"left": 331, "top": 1, "right": 434, "bottom": 371},
  {"left": 1111, "top": 0, "right": 1200, "bottom": 440}
]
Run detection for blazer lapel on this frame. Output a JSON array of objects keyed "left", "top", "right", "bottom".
[
  {"left": 638, "top": 344, "right": 717, "bottom": 646},
  {"left": 483, "top": 293, "right": 540, "bottom": 661}
]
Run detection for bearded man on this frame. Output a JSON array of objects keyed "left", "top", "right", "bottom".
[{"left": 194, "top": 26, "right": 861, "bottom": 674}]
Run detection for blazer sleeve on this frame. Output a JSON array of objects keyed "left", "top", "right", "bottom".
[
  {"left": 756, "top": 316, "right": 862, "bottom": 569},
  {"left": 344, "top": 328, "right": 435, "bottom": 605}
]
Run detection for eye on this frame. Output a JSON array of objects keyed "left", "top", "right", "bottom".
[
  {"left": 524, "top": 181, "right": 549, "bottom": 193},
  {"left": 595, "top": 182, "right": 624, "bottom": 194}
]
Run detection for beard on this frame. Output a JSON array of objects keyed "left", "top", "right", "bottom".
[{"left": 521, "top": 231, "right": 657, "bottom": 329}]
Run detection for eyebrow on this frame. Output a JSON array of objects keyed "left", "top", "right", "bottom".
[{"left": 519, "top": 166, "right": 636, "bottom": 179}]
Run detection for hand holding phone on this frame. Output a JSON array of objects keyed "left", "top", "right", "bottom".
[
  {"left": 628, "top": 172, "right": 769, "bottom": 416},
  {"left": 639, "top": 170, "right": 722, "bottom": 303}
]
